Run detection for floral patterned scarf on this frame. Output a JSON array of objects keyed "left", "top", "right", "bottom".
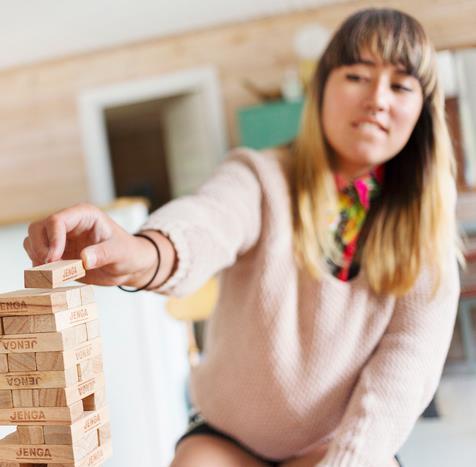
[{"left": 328, "top": 165, "right": 384, "bottom": 281}]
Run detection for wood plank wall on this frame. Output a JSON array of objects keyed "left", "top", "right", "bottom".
[{"left": 1, "top": 0, "right": 475, "bottom": 224}]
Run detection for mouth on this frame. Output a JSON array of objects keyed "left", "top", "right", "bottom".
[{"left": 352, "top": 120, "right": 388, "bottom": 133}]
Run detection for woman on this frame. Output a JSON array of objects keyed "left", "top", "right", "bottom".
[{"left": 24, "top": 8, "right": 461, "bottom": 467}]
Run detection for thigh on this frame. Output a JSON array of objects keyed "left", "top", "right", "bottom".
[{"left": 170, "top": 434, "right": 273, "bottom": 467}]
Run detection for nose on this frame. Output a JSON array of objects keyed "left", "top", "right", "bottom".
[{"left": 363, "top": 79, "right": 390, "bottom": 114}]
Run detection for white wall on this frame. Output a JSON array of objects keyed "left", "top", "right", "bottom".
[
  {"left": 0, "top": 0, "right": 341, "bottom": 70},
  {"left": 455, "top": 49, "right": 476, "bottom": 187}
]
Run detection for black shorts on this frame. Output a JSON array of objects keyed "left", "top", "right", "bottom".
[{"left": 176, "top": 411, "right": 404, "bottom": 466}]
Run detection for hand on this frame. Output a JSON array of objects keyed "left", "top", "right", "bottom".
[{"left": 23, "top": 203, "right": 160, "bottom": 288}]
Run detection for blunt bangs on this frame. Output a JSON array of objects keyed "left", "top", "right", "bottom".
[{"left": 319, "top": 8, "right": 438, "bottom": 98}]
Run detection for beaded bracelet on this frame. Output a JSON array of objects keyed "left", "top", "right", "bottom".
[{"left": 117, "top": 232, "right": 161, "bottom": 292}]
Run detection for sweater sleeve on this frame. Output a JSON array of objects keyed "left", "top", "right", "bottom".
[
  {"left": 139, "top": 150, "right": 262, "bottom": 297},
  {"left": 318, "top": 257, "right": 460, "bottom": 467}
]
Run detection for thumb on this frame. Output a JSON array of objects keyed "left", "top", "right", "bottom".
[{"left": 81, "top": 241, "right": 116, "bottom": 270}]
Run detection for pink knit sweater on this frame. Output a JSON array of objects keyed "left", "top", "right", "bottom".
[{"left": 141, "top": 147, "right": 460, "bottom": 466}]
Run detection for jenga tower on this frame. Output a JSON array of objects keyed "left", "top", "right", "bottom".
[{"left": 0, "top": 260, "right": 112, "bottom": 466}]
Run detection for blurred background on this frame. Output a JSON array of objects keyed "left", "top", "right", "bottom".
[{"left": 0, "top": 0, "right": 476, "bottom": 466}]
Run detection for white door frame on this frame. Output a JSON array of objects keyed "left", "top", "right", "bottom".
[{"left": 77, "top": 66, "right": 228, "bottom": 205}]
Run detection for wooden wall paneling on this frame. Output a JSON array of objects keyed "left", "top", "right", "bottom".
[{"left": 0, "top": 0, "right": 476, "bottom": 224}]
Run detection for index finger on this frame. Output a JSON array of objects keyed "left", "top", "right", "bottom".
[{"left": 40, "top": 203, "right": 104, "bottom": 263}]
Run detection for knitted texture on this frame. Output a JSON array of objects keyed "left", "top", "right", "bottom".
[{"left": 141, "top": 147, "right": 460, "bottom": 466}]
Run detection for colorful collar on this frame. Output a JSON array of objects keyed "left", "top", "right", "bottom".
[{"left": 333, "top": 165, "right": 384, "bottom": 209}]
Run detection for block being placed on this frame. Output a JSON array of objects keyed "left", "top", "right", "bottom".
[
  {"left": 24, "top": 260, "right": 86, "bottom": 289},
  {"left": 0, "top": 286, "right": 94, "bottom": 316}
]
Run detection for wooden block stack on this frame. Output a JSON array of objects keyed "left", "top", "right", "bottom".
[{"left": 0, "top": 260, "right": 112, "bottom": 466}]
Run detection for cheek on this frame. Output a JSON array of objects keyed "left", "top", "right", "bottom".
[
  {"left": 392, "top": 101, "right": 423, "bottom": 142},
  {"left": 322, "top": 89, "right": 353, "bottom": 139}
]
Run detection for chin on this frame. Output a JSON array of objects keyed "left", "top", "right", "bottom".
[{"left": 347, "top": 147, "right": 390, "bottom": 167}]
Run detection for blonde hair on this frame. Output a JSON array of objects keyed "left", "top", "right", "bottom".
[{"left": 291, "top": 8, "right": 462, "bottom": 296}]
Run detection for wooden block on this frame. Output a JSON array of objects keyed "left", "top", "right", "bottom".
[
  {"left": 73, "top": 430, "right": 99, "bottom": 460},
  {"left": 82, "top": 386, "right": 106, "bottom": 412},
  {"left": 0, "top": 287, "right": 83, "bottom": 316},
  {"left": 62, "top": 325, "right": 87, "bottom": 349},
  {"left": 17, "top": 426, "right": 44, "bottom": 444},
  {"left": 0, "top": 390, "right": 13, "bottom": 408},
  {"left": 32, "top": 389, "right": 40, "bottom": 408},
  {"left": 31, "top": 315, "right": 56, "bottom": 334},
  {"left": 76, "top": 357, "right": 102, "bottom": 384},
  {"left": 0, "top": 432, "right": 75, "bottom": 462},
  {"left": 98, "top": 422, "right": 111, "bottom": 446},
  {"left": 0, "top": 400, "right": 83, "bottom": 425},
  {"left": 35, "top": 352, "right": 64, "bottom": 371},
  {"left": 85, "top": 321, "right": 100, "bottom": 341},
  {"left": 62, "top": 338, "right": 102, "bottom": 370},
  {"left": 38, "top": 374, "right": 105, "bottom": 408},
  {"left": 33, "top": 304, "right": 98, "bottom": 333},
  {"left": 43, "top": 425, "right": 72, "bottom": 445},
  {"left": 2, "top": 317, "right": 34, "bottom": 335},
  {"left": 11, "top": 390, "right": 40, "bottom": 408},
  {"left": 24, "top": 260, "right": 85, "bottom": 289},
  {"left": 7, "top": 354, "right": 36, "bottom": 372},
  {"left": 44, "top": 440, "right": 112, "bottom": 466},
  {"left": 0, "top": 354, "right": 8, "bottom": 373},
  {"left": 37, "top": 389, "right": 66, "bottom": 408},
  {"left": 64, "top": 374, "right": 105, "bottom": 407},
  {"left": 44, "top": 406, "right": 109, "bottom": 445},
  {"left": 0, "top": 366, "right": 78, "bottom": 390},
  {"left": 79, "top": 286, "right": 95, "bottom": 307},
  {"left": 0, "top": 324, "right": 89, "bottom": 354},
  {"left": 35, "top": 338, "right": 102, "bottom": 372}
]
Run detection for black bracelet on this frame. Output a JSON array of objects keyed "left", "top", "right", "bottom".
[{"left": 118, "top": 232, "right": 161, "bottom": 292}]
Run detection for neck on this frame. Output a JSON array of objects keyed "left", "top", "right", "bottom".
[{"left": 334, "top": 165, "right": 375, "bottom": 185}]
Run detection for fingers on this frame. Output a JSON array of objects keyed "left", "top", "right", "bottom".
[
  {"left": 81, "top": 239, "right": 120, "bottom": 271},
  {"left": 23, "top": 236, "right": 44, "bottom": 266},
  {"left": 26, "top": 223, "right": 50, "bottom": 264},
  {"left": 24, "top": 203, "right": 109, "bottom": 265},
  {"left": 44, "top": 215, "right": 67, "bottom": 262}
]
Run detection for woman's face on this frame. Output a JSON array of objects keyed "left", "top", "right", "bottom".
[{"left": 321, "top": 50, "right": 424, "bottom": 180}]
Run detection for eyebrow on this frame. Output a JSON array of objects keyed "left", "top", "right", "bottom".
[{"left": 353, "top": 59, "right": 410, "bottom": 76}]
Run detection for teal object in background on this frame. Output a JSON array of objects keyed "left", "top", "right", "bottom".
[{"left": 237, "top": 99, "right": 305, "bottom": 150}]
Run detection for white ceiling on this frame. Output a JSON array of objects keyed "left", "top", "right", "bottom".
[{"left": 0, "top": 0, "right": 344, "bottom": 70}]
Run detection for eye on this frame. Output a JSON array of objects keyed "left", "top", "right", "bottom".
[
  {"left": 391, "top": 83, "right": 413, "bottom": 93},
  {"left": 345, "top": 73, "right": 369, "bottom": 82}
]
